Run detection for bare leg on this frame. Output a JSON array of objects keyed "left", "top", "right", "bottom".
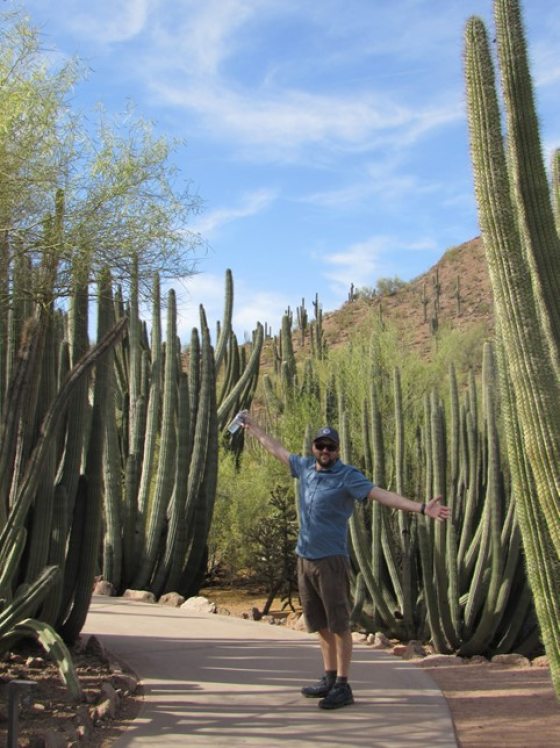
[
  {"left": 317, "top": 628, "right": 337, "bottom": 671},
  {"left": 318, "top": 628, "right": 352, "bottom": 677},
  {"left": 334, "top": 630, "right": 352, "bottom": 678}
]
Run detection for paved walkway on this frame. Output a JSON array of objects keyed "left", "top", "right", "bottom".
[{"left": 84, "top": 596, "right": 457, "bottom": 747}]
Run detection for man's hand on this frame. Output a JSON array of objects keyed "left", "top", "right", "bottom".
[{"left": 424, "top": 496, "right": 451, "bottom": 521}]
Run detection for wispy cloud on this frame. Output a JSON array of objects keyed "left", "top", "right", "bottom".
[
  {"left": 402, "top": 239, "right": 439, "bottom": 252},
  {"left": 233, "top": 289, "right": 291, "bottom": 338},
  {"left": 110, "top": 2, "right": 465, "bottom": 160},
  {"left": 320, "top": 237, "right": 387, "bottom": 293},
  {"left": 534, "top": 63, "right": 560, "bottom": 88},
  {"left": 529, "top": 13, "right": 560, "bottom": 88},
  {"left": 21, "top": 0, "right": 559, "bottom": 336},
  {"left": 301, "top": 155, "right": 438, "bottom": 212},
  {"left": 191, "top": 189, "right": 276, "bottom": 236},
  {"left": 152, "top": 80, "right": 413, "bottom": 154},
  {"left": 147, "top": 0, "right": 261, "bottom": 77},
  {"left": 32, "top": 0, "right": 471, "bottom": 160},
  {"left": 63, "top": 0, "right": 152, "bottom": 44},
  {"left": 320, "top": 234, "right": 439, "bottom": 297},
  {"left": 301, "top": 182, "right": 375, "bottom": 210}
]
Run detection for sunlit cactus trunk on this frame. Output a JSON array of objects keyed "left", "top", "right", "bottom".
[
  {"left": 133, "top": 289, "right": 179, "bottom": 590},
  {"left": 494, "top": 0, "right": 560, "bottom": 365},
  {"left": 60, "top": 269, "right": 116, "bottom": 643},
  {"left": 464, "top": 2, "right": 560, "bottom": 694}
]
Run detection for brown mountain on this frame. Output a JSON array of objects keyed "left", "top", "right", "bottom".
[{"left": 315, "top": 235, "right": 494, "bottom": 358}]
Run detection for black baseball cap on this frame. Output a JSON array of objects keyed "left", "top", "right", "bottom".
[{"left": 312, "top": 426, "right": 340, "bottom": 446}]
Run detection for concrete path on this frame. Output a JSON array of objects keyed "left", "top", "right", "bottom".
[{"left": 84, "top": 596, "right": 457, "bottom": 747}]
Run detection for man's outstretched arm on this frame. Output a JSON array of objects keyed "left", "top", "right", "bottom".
[
  {"left": 241, "top": 412, "right": 291, "bottom": 467},
  {"left": 368, "top": 486, "right": 450, "bottom": 521}
]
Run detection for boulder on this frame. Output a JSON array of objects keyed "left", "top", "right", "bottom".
[
  {"left": 158, "top": 592, "right": 185, "bottom": 607},
  {"left": 352, "top": 631, "right": 367, "bottom": 643},
  {"left": 368, "top": 632, "right": 391, "bottom": 649},
  {"left": 123, "top": 589, "right": 157, "bottom": 604},
  {"left": 181, "top": 596, "right": 217, "bottom": 614},
  {"left": 93, "top": 580, "right": 116, "bottom": 596}
]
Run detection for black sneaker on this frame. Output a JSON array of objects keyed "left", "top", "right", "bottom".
[
  {"left": 318, "top": 682, "right": 354, "bottom": 710},
  {"left": 301, "top": 675, "right": 335, "bottom": 698}
]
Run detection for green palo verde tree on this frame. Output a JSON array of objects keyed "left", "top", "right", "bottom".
[
  {"left": 0, "top": 10, "right": 203, "bottom": 329},
  {"left": 464, "top": 0, "right": 560, "bottom": 695}
]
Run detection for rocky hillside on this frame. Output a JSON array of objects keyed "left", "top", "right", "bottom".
[{"left": 305, "top": 235, "right": 494, "bottom": 360}]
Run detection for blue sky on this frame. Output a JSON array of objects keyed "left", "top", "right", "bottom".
[{"left": 18, "top": 0, "right": 560, "bottom": 341}]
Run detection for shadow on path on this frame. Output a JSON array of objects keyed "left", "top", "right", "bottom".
[{"left": 85, "top": 596, "right": 457, "bottom": 747}]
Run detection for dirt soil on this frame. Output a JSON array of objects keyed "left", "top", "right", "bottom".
[
  {"left": 0, "top": 638, "right": 143, "bottom": 747},
  {"left": 415, "top": 657, "right": 559, "bottom": 748},
  {"left": 1, "top": 587, "right": 558, "bottom": 747}
]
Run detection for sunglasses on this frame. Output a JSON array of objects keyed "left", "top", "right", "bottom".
[{"left": 314, "top": 441, "right": 338, "bottom": 452}]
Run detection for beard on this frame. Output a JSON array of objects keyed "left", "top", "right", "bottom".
[{"left": 316, "top": 451, "right": 337, "bottom": 469}]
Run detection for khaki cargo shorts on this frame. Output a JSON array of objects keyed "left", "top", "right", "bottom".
[{"left": 297, "top": 555, "right": 352, "bottom": 634}]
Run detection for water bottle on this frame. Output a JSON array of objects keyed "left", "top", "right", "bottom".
[{"left": 227, "top": 410, "right": 248, "bottom": 434}]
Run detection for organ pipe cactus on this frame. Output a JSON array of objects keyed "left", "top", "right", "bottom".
[
  {"left": 552, "top": 149, "right": 560, "bottom": 233},
  {"left": 1, "top": 234, "right": 259, "bottom": 680},
  {"left": 178, "top": 306, "right": 220, "bottom": 597},
  {"left": 280, "top": 313, "right": 297, "bottom": 395},
  {"left": 348, "top": 373, "right": 410, "bottom": 638},
  {"left": 465, "top": 1, "right": 560, "bottom": 692},
  {"left": 214, "top": 268, "right": 233, "bottom": 373},
  {"left": 97, "top": 268, "right": 263, "bottom": 596},
  {"left": 460, "top": 343, "right": 506, "bottom": 652},
  {"left": 217, "top": 321, "right": 263, "bottom": 431},
  {"left": 494, "top": 328, "right": 558, "bottom": 657},
  {"left": 133, "top": 288, "right": 179, "bottom": 590},
  {"left": 494, "top": 2, "right": 560, "bottom": 362},
  {"left": 394, "top": 368, "right": 416, "bottom": 638},
  {"left": 416, "top": 392, "right": 453, "bottom": 652},
  {"left": 346, "top": 416, "right": 402, "bottom": 636},
  {"left": 60, "top": 269, "right": 117, "bottom": 643},
  {"left": 102, "top": 349, "right": 123, "bottom": 589},
  {"left": 336, "top": 328, "right": 535, "bottom": 655},
  {"left": 135, "top": 273, "right": 162, "bottom": 525},
  {"left": 0, "top": 287, "right": 126, "bottom": 658}
]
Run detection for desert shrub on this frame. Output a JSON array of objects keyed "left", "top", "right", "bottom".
[
  {"left": 431, "top": 322, "right": 488, "bottom": 377},
  {"left": 375, "top": 276, "right": 407, "bottom": 295},
  {"left": 353, "top": 285, "right": 377, "bottom": 300},
  {"left": 247, "top": 486, "right": 299, "bottom": 613},
  {"left": 209, "top": 453, "right": 270, "bottom": 580},
  {"left": 209, "top": 450, "right": 296, "bottom": 583}
]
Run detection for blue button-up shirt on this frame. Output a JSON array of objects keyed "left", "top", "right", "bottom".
[{"left": 289, "top": 454, "right": 374, "bottom": 559}]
